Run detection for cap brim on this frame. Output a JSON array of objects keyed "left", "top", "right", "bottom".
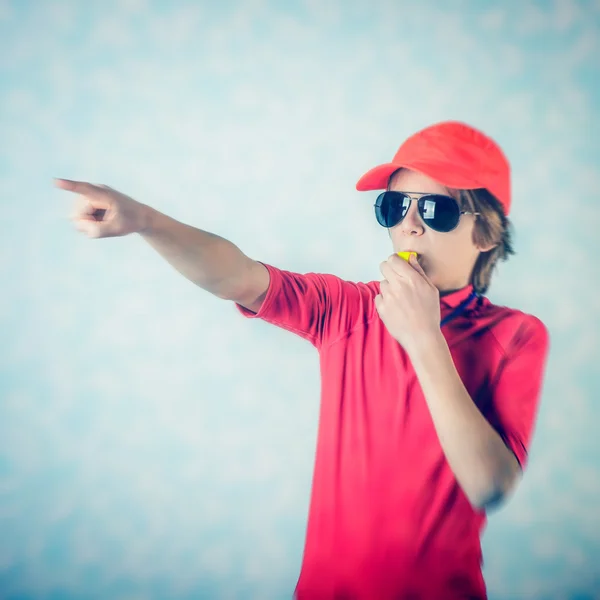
[
  {"left": 355, "top": 161, "right": 483, "bottom": 192},
  {"left": 355, "top": 163, "right": 403, "bottom": 191}
]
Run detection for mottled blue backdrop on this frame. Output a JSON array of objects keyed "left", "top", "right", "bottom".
[{"left": 1, "top": 0, "right": 599, "bottom": 598}]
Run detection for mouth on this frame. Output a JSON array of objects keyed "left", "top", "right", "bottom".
[
  {"left": 400, "top": 250, "right": 422, "bottom": 259},
  {"left": 411, "top": 252, "right": 426, "bottom": 267}
]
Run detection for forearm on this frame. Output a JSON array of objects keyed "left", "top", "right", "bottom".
[
  {"left": 139, "top": 206, "right": 251, "bottom": 299},
  {"left": 409, "top": 333, "right": 520, "bottom": 509}
]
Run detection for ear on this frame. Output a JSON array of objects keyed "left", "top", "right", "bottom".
[{"left": 476, "top": 242, "right": 498, "bottom": 253}]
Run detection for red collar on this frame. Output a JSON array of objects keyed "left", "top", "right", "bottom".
[{"left": 440, "top": 284, "right": 475, "bottom": 309}]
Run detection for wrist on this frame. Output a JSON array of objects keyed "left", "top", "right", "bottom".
[
  {"left": 138, "top": 204, "right": 159, "bottom": 235},
  {"left": 406, "top": 328, "right": 447, "bottom": 366}
]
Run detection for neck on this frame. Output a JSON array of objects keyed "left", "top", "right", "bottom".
[
  {"left": 440, "top": 289, "right": 462, "bottom": 297},
  {"left": 439, "top": 282, "right": 472, "bottom": 297}
]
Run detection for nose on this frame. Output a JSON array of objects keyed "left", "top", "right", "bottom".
[{"left": 397, "top": 197, "right": 425, "bottom": 236}]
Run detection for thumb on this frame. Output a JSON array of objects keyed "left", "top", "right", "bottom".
[
  {"left": 410, "top": 254, "right": 427, "bottom": 276},
  {"left": 75, "top": 219, "right": 102, "bottom": 238}
]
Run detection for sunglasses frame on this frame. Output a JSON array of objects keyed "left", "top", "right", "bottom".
[{"left": 374, "top": 191, "right": 481, "bottom": 233}]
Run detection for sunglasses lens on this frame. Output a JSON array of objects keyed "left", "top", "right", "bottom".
[
  {"left": 374, "top": 192, "right": 410, "bottom": 227},
  {"left": 418, "top": 195, "right": 460, "bottom": 232}
]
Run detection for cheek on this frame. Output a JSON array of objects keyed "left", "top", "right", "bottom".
[
  {"left": 429, "top": 233, "right": 457, "bottom": 255},
  {"left": 447, "top": 224, "right": 478, "bottom": 253},
  {"left": 430, "top": 233, "right": 476, "bottom": 267}
]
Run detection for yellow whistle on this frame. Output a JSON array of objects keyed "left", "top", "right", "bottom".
[{"left": 397, "top": 251, "right": 418, "bottom": 262}]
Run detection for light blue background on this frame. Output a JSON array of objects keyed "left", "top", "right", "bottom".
[{"left": 1, "top": 0, "right": 599, "bottom": 598}]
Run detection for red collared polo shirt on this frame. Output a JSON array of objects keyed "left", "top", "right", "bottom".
[{"left": 234, "top": 262, "right": 550, "bottom": 600}]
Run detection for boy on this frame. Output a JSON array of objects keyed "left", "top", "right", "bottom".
[{"left": 57, "top": 120, "right": 549, "bottom": 599}]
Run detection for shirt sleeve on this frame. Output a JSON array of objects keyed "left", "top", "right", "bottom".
[
  {"left": 233, "top": 261, "right": 374, "bottom": 350},
  {"left": 487, "top": 315, "right": 550, "bottom": 469}
]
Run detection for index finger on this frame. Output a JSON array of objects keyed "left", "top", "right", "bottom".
[
  {"left": 388, "top": 253, "right": 417, "bottom": 277},
  {"left": 53, "top": 178, "right": 100, "bottom": 195}
]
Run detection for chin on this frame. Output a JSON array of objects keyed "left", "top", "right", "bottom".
[
  {"left": 418, "top": 257, "right": 430, "bottom": 274},
  {"left": 425, "top": 269, "right": 443, "bottom": 289}
]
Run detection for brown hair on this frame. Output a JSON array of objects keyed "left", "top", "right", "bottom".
[
  {"left": 454, "top": 187, "right": 514, "bottom": 295},
  {"left": 387, "top": 168, "right": 515, "bottom": 295}
]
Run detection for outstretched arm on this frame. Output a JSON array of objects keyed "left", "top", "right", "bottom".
[{"left": 57, "top": 178, "right": 269, "bottom": 309}]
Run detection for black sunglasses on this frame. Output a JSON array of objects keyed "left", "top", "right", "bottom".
[{"left": 374, "top": 191, "right": 480, "bottom": 233}]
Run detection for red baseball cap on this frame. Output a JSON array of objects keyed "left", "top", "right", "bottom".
[{"left": 355, "top": 121, "right": 511, "bottom": 215}]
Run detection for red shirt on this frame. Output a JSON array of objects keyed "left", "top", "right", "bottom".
[{"left": 235, "top": 262, "right": 550, "bottom": 600}]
